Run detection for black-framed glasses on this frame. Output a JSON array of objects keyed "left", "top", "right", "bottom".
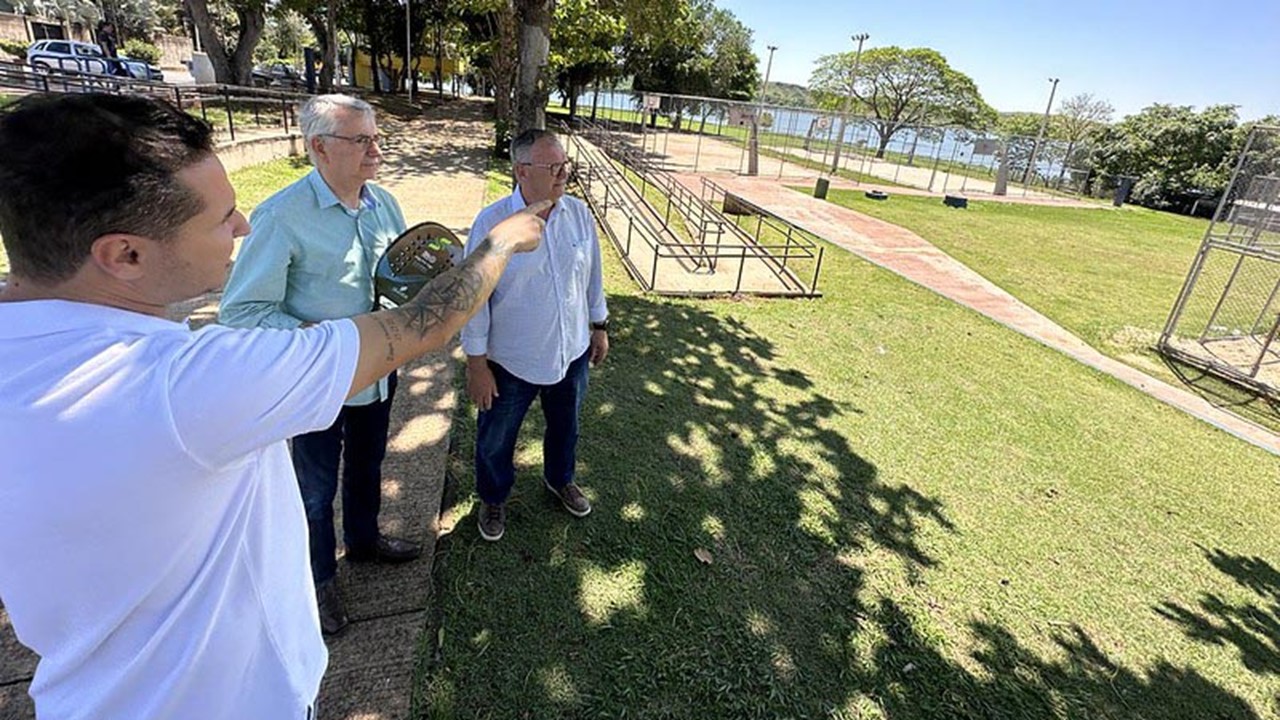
[
  {"left": 520, "top": 159, "right": 573, "bottom": 176},
  {"left": 321, "top": 133, "right": 381, "bottom": 149}
]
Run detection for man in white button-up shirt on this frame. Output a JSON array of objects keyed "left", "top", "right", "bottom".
[
  {"left": 0, "top": 93, "right": 546, "bottom": 720},
  {"left": 462, "top": 128, "right": 609, "bottom": 542}
]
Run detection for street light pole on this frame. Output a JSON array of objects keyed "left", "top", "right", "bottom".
[
  {"left": 746, "top": 44, "right": 777, "bottom": 176},
  {"left": 829, "top": 32, "right": 868, "bottom": 175},
  {"left": 1023, "top": 76, "right": 1059, "bottom": 185},
  {"left": 760, "top": 45, "right": 778, "bottom": 102},
  {"left": 405, "top": 0, "right": 414, "bottom": 103}
]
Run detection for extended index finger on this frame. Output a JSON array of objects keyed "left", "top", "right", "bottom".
[{"left": 523, "top": 199, "right": 553, "bottom": 216}]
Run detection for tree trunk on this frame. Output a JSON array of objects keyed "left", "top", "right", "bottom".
[
  {"left": 513, "top": 0, "right": 552, "bottom": 132},
  {"left": 568, "top": 85, "right": 578, "bottom": 120},
  {"left": 489, "top": 3, "right": 517, "bottom": 129},
  {"left": 183, "top": 0, "right": 264, "bottom": 85},
  {"left": 434, "top": 25, "right": 444, "bottom": 97},
  {"left": 364, "top": 0, "right": 382, "bottom": 92},
  {"left": 875, "top": 131, "right": 891, "bottom": 159},
  {"left": 228, "top": 6, "right": 265, "bottom": 85},
  {"left": 183, "top": 0, "right": 231, "bottom": 83},
  {"left": 305, "top": 13, "right": 334, "bottom": 92}
]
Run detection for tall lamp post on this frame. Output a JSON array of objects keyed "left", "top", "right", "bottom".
[
  {"left": 1023, "top": 76, "right": 1059, "bottom": 184},
  {"left": 829, "top": 32, "right": 869, "bottom": 175},
  {"left": 746, "top": 44, "right": 778, "bottom": 176},
  {"left": 760, "top": 45, "right": 778, "bottom": 102}
]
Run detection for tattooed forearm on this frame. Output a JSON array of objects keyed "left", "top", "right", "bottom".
[
  {"left": 392, "top": 237, "right": 498, "bottom": 341},
  {"left": 372, "top": 314, "right": 399, "bottom": 362}
]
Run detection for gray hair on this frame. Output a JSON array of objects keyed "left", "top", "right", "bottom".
[
  {"left": 299, "top": 94, "right": 374, "bottom": 163},
  {"left": 510, "top": 128, "right": 560, "bottom": 165}
]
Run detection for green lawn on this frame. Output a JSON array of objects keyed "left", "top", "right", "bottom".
[
  {"left": 812, "top": 189, "right": 1279, "bottom": 430},
  {"left": 420, "top": 208, "right": 1280, "bottom": 718}
]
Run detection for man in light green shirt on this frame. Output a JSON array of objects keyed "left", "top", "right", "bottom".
[{"left": 219, "top": 94, "right": 418, "bottom": 636}]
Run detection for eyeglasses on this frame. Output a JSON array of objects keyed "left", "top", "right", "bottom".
[
  {"left": 520, "top": 160, "right": 573, "bottom": 176},
  {"left": 321, "top": 133, "right": 381, "bottom": 149}
]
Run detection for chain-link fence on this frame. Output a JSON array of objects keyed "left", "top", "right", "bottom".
[
  {"left": 1159, "top": 125, "right": 1280, "bottom": 399},
  {"left": 561, "top": 88, "right": 1105, "bottom": 200}
]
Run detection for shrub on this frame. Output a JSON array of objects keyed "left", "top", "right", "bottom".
[
  {"left": 0, "top": 39, "right": 28, "bottom": 61},
  {"left": 121, "top": 39, "right": 160, "bottom": 65}
]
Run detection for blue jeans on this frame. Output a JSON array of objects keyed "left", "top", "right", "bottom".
[
  {"left": 292, "top": 372, "right": 397, "bottom": 584},
  {"left": 475, "top": 352, "right": 590, "bottom": 505}
]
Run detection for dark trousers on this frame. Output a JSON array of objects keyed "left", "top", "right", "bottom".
[
  {"left": 475, "top": 352, "right": 590, "bottom": 505},
  {"left": 292, "top": 372, "right": 397, "bottom": 584}
]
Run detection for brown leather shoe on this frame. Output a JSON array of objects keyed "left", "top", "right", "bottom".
[
  {"left": 315, "top": 578, "right": 348, "bottom": 636},
  {"left": 544, "top": 480, "right": 591, "bottom": 517},
  {"left": 478, "top": 503, "right": 506, "bottom": 542},
  {"left": 346, "top": 535, "right": 422, "bottom": 564}
]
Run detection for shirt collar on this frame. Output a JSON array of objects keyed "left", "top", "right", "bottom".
[{"left": 308, "top": 169, "right": 379, "bottom": 212}]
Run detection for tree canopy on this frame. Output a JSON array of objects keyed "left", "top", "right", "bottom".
[
  {"left": 1091, "top": 103, "right": 1241, "bottom": 210},
  {"left": 810, "top": 46, "right": 995, "bottom": 158}
]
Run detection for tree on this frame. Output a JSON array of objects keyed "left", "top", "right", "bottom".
[
  {"left": 701, "top": 1, "right": 755, "bottom": 102},
  {"left": 1054, "top": 93, "right": 1113, "bottom": 183},
  {"left": 809, "top": 46, "right": 995, "bottom": 159},
  {"left": 10, "top": 0, "right": 100, "bottom": 29},
  {"left": 183, "top": 0, "right": 266, "bottom": 85},
  {"left": 622, "top": 0, "right": 756, "bottom": 129},
  {"left": 1091, "top": 104, "right": 1240, "bottom": 211},
  {"left": 512, "top": 0, "right": 552, "bottom": 132},
  {"left": 458, "top": 0, "right": 517, "bottom": 146},
  {"left": 254, "top": 8, "right": 313, "bottom": 64},
  {"left": 276, "top": 0, "right": 339, "bottom": 92},
  {"left": 550, "top": 0, "right": 624, "bottom": 120},
  {"left": 997, "top": 111, "right": 1052, "bottom": 183}
]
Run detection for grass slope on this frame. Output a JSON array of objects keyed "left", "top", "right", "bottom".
[{"left": 420, "top": 213, "right": 1280, "bottom": 719}]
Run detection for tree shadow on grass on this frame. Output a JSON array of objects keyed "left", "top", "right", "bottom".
[
  {"left": 1157, "top": 547, "right": 1280, "bottom": 681},
  {"left": 423, "top": 293, "right": 1264, "bottom": 719}
]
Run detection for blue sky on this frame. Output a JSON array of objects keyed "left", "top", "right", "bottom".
[{"left": 716, "top": 0, "right": 1280, "bottom": 121}]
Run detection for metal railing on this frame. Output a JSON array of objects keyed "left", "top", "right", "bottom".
[
  {"left": 564, "top": 118, "right": 823, "bottom": 297},
  {"left": 699, "top": 177, "right": 824, "bottom": 296},
  {"left": 0, "top": 59, "right": 306, "bottom": 143}
]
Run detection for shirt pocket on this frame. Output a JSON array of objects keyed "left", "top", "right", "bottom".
[{"left": 297, "top": 240, "right": 366, "bottom": 286}]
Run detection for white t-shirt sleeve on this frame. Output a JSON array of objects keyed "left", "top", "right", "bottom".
[{"left": 165, "top": 320, "right": 361, "bottom": 469}]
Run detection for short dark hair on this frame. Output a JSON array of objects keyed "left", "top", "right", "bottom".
[
  {"left": 0, "top": 93, "right": 215, "bottom": 283},
  {"left": 510, "top": 128, "right": 560, "bottom": 165}
]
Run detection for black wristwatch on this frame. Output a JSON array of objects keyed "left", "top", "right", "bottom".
[{"left": 590, "top": 320, "right": 609, "bottom": 332}]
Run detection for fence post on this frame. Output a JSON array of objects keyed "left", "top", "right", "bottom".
[{"left": 222, "top": 88, "right": 235, "bottom": 141}]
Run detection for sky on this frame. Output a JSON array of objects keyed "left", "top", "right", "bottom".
[{"left": 716, "top": 0, "right": 1280, "bottom": 121}]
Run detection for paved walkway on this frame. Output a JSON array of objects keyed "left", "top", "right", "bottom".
[
  {"left": 688, "top": 176, "right": 1280, "bottom": 456},
  {"left": 0, "top": 97, "right": 494, "bottom": 720}
]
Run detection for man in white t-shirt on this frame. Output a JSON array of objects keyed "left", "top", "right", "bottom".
[{"left": 0, "top": 93, "right": 546, "bottom": 720}]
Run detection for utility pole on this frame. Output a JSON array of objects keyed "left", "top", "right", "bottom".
[
  {"left": 746, "top": 44, "right": 777, "bottom": 176},
  {"left": 829, "top": 33, "right": 869, "bottom": 175},
  {"left": 1023, "top": 77, "right": 1059, "bottom": 184}
]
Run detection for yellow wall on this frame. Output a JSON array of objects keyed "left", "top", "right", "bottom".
[{"left": 352, "top": 49, "right": 460, "bottom": 90}]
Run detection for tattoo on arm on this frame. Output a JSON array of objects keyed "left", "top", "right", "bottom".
[
  {"left": 391, "top": 237, "right": 494, "bottom": 341},
  {"left": 372, "top": 315, "right": 398, "bottom": 362}
]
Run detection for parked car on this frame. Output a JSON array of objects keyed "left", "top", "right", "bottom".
[
  {"left": 251, "top": 62, "right": 303, "bottom": 90},
  {"left": 27, "top": 39, "right": 164, "bottom": 82}
]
